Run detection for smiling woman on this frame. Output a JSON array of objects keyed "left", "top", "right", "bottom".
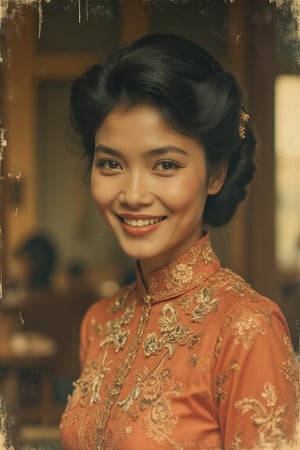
[
  {"left": 91, "top": 105, "right": 224, "bottom": 279},
  {"left": 60, "top": 34, "right": 299, "bottom": 450}
]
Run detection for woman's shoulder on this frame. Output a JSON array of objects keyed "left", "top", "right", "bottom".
[
  {"left": 209, "top": 266, "right": 290, "bottom": 336},
  {"left": 212, "top": 266, "right": 276, "bottom": 306},
  {"left": 203, "top": 265, "right": 287, "bottom": 328}
]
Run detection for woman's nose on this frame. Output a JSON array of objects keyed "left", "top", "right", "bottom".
[{"left": 118, "top": 173, "right": 154, "bottom": 208}]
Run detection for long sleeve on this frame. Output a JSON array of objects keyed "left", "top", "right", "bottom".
[{"left": 213, "top": 300, "right": 299, "bottom": 449}]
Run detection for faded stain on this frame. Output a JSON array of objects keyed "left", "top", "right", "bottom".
[
  {"left": 0, "top": 1, "right": 51, "bottom": 36},
  {"left": 0, "top": 400, "right": 14, "bottom": 450},
  {"left": 0, "top": 1, "right": 299, "bottom": 449}
]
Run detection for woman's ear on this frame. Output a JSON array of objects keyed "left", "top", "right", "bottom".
[{"left": 207, "top": 163, "right": 228, "bottom": 195}]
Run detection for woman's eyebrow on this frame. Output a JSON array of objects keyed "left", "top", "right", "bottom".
[
  {"left": 94, "top": 145, "right": 121, "bottom": 157},
  {"left": 94, "top": 144, "right": 188, "bottom": 157},
  {"left": 147, "top": 146, "right": 188, "bottom": 157}
]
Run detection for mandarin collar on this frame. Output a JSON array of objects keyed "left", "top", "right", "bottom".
[{"left": 135, "top": 233, "right": 220, "bottom": 304}]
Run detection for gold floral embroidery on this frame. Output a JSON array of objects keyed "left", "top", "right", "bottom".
[
  {"left": 235, "top": 383, "right": 288, "bottom": 448},
  {"left": 145, "top": 398, "right": 182, "bottom": 450},
  {"left": 170, "top": 263, "right": 193, "bottom": 285},
  {"left": 281, "top": 336, "right": 300, "bottom": 423},
  {"left": 281, "top": 336, "right": 299, "bottom": 384},
  {"left": 199, "top": 241, "right": 214, "bottom": 264},
  {"left": 229, "top": 310, "right": 266, "bottom": 349},
  {"left": 90, "top": 352, "right": 113, "bottom": 404},
  {"left": 99, "top": 301, "right": 136, "bottom": 352},
  {"left": 229, "top": 429, "right": 242, "bottom": 450},
  {"left": 61, "top": 235, "right": 297, "bottom": 450},
  {"left": 143, "top": 303, "right": 200, "bottom": 357},
  {"left": 70, "top": 413, "right": 79, "bottom": 426},
  {"left": 143, "top": 332, "right": 162, "bottom": 356},
  {"left": 118, "top": 353, "right": 183, "bottom": 449},
  {"left": 224, "top": 278, "right": 247, "bottom": 297},
  {"left": 215, "top": 362, "right": 240, "bottom": 401},
  {"left": 215, "top": 372, "right": 228, "bottom": 401},
  {"left": 146, "top": 234, "right": 219, "bottom": 301},
  {"left": 95, "top": 294, "right": 152, "bottom": 445},
  {"left": 214, "top": 334, "right": 223, "bottom": 359},
  {"left": 223, "top": 269, "right": 260, "bottom": 302},
  {"left": 178, "top": 287, "right": 219, "bottom": 324},
  {"left": 65, "top": 348, "right": 113, "bottom": 412},
  {"left": 110, "top": 288, "right": 132, "bottom": 312},
  {"left": 192, "top": 289, "right": 219, "bottom": 322},
  {"left": 190, "top": 354, "right": 198, "bottom": 368}
]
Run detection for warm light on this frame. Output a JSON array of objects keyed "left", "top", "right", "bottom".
[{"left": 275, "top": 74, "right": 300, "bottom": 271}]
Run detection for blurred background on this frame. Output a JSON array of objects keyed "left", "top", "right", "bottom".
[{"left": 0, "top": 0, "right": 299, "bottom": 448}]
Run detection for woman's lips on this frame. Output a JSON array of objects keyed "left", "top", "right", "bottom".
[
  {"left": 116, "top": 214, "right": 167, "bottom": 235},
  {"left": 123, "top": 217, "right": 163, "bottom": 227}
]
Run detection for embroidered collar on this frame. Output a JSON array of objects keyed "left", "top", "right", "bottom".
[{"left": 135, "top": 233, "right": 220, "bottom": 304}]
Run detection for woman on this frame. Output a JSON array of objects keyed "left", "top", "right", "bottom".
[{"left": 60, "top": 34, "right": 298, "bottom": 449}]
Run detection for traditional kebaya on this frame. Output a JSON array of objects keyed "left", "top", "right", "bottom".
[{"left": 60, "top": 34, "right": 299, "bottom": 449}]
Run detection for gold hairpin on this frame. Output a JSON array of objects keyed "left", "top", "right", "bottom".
[{"left": 239, "top": 111, "right": 250, "bottom": 139}]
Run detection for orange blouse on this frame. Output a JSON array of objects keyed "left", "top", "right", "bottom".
[{"left": 60, "top": 234, "right": 299, "bottom": 449}]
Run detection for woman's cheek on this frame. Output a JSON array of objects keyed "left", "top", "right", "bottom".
[
  {"left": 166, "top": 177, "right": 204, "bottom": 203},
  {"left": 92, "top": 191, "right": 111, "bottom": 209},
  {"left": 92, "top": 182, "right": 119, "bottom": 211}
]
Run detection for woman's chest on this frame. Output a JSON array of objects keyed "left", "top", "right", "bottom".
[{"left": 61, "top": 298, "right": 222, "bottom": 449}]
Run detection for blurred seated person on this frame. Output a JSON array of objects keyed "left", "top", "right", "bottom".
[
  {"left": 6, "top": 234, "right": 57, "bottom": 306},
  {"left": 1, "top": 232, "right": 58, "bottom": 358},
  {"left": 1, "top": 234, "right": 94, "bottom": 407}
]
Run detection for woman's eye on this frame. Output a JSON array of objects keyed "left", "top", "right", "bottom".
[
  {"left": 96, "top": 159, "right": 122, "bottom": 171},
  {"left": 154, "top": 160, "right": 180, "bottom": 171}
]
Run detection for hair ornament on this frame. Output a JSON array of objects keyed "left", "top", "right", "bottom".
[{"left": 239, "top": 111, "right": 250, "bottom": 139}]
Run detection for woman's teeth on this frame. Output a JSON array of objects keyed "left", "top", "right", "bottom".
[{"left": 123, "top": 217, "right": 162, "bottom": 227}]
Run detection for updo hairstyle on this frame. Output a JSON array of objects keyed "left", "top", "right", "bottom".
[{"left": 70, "top": 33, "right": 256, "bottom": 226}]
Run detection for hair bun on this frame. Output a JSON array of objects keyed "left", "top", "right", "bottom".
[{"left": 204, "top": 129, "right": 256, "bottom": 226}]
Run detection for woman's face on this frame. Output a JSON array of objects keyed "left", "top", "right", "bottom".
[{"left": 91, "top": 105, "right": 223, "bottom": 277}]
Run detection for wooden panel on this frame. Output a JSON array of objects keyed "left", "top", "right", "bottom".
[
  {"left": 36, "top": 53, "right": 101, "bottom": 80},
  {"left": 118, "top": 0, "right": 150, "bottom": 45},
  {"left": 224, "top": 1, "right": 249, "bottom": 279},
  {"left": 3, "top": 8, "right": 39, "bottom": 260},
  {"left": 246, "top": 0, "right": 277, "bottom": 300}
]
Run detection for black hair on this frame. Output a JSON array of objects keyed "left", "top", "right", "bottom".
[
  {"left": 70, "top": 33, "right": 256, "bottom": 226},
  {"left": 14, "top": 234, "right": 57, "bottom": 288}
]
